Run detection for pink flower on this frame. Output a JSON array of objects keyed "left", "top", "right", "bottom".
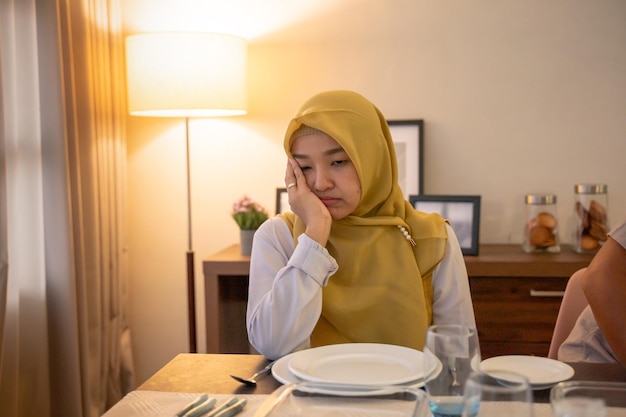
[{"left": 231, "top": 195, "right": 268, "bottom": 230}]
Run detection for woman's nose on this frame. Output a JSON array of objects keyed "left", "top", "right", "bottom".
[{"left": 312, "top": 169, "right": 333, "bottom": 191}]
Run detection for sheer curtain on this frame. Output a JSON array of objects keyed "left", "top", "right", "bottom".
[{"left": 0, "top": 0, "right": 134, "bottom": 416}]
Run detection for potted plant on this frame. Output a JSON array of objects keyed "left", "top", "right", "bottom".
[{"left": 232, "top": 195, "right": 268, "bottom": 255}]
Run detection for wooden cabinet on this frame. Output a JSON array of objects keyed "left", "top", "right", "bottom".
[
  {"left": 203, "top": 244, "right": 251, "bottom": 353},
  {"left": 203, "top": 244, "right": 594, "bottom": 355},
  {"left": 465, "top": 245, "right": 593, "bottom": 358}
]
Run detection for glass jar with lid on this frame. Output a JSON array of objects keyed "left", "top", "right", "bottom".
[
  {"left": 573, "top": 184, "right": 609, "bottom": 253},
  {"left": 523, "top": 194, "right": 560, "bottom": 253}
]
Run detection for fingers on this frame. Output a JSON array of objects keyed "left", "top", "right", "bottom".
[{"left": 285, "top": 159, "right": 301, "bottom": 191}]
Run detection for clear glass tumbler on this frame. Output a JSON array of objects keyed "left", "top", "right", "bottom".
[
  {"left": 551, "top": 381, "right": 626, "bottom": 417},
  {"left": 462, "top": 370, "right": 533, "bottom": 417},
  {"left": 424, "top": 324, "right": 481, "bottom": 417}
]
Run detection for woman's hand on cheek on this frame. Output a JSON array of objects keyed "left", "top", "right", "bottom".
[{"left": 285, "top": 159, "right": 332, "bottom": 246}]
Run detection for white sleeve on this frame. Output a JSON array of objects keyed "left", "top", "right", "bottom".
[
  {"left": 431, "top": 223, "right": 477, "bottom": 328},
  {"left": 246, "top": 217, "right": 338, "bottom": 359},
  {"left": 609, "top": 220, "right": 626, "bottom": 250}
]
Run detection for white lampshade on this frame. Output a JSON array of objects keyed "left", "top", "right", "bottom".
[{"left": 125, "top": 32, "right": 247, "bottom": 117}]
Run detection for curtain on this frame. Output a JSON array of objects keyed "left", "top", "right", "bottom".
[{"left": 0, "top": 0, "right": 134, "bottom": 416}]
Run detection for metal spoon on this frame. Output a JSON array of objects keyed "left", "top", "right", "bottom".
[
  {"left": 448, "top": 357, "right": 461, "bottom": 395},
  {"left": 230, "top": 361, "right": 274, "bottom": 386}
]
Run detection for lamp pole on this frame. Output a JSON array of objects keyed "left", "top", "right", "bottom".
[
  {"left": 185, "top": 117, "right": 197, "bottom": 353},
  {"left": 125, "top": 32, "right": 247, "bottom": 354}
]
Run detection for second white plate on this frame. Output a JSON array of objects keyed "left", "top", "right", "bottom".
[
  {"left": 480, "top": 355, "right": 574, "bottom": 389},
  {"left": 272, "top": 343, "right": 437, "bottom": 388},
  {"left": 273, "top": 349, "right": 442, "bottom": 391},
  {"left": 287, "top": 343, "right": 428, "bottom": 386}
]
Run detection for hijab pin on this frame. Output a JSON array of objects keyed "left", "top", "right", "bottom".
[{"left": 397, "top": 225, "right": 417, "bottom": 246}]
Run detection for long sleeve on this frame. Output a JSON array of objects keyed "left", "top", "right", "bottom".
[
  {"left": 246, "top": 217, "right": 338, "bottom": 359},
  {"left": 431, "top": 224, "right": 477, "bottom": 328},
  {"left": 246, "top": 219, "right": 476, "bottom": 360}
]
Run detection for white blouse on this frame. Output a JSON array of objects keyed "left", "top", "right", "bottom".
[{"left": 246, "top": 217, "right": 477, "bottom": 360}]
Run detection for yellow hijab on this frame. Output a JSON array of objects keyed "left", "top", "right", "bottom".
[{"left": 281, "top": 90, "right": 447, "bottom": 350}]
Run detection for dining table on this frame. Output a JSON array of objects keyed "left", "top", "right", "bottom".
[{"left": 103, "top": 353, "right": 626, "bottom": 416}]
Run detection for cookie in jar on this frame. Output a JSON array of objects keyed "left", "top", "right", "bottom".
[
  {"left": 523, "top": 194, "right": 560, "bottom": 253},
  {"left": 573, "top": 184, "right": 609, "bottom": 253}
]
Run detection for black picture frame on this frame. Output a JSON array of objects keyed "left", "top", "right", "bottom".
[
  {"left": 388, "top": 120, "right": 424, "bottom": 197},
  {"left": 409, "top": 195, "right": 481, "bottom": 256},
  {"left": 276, "top": 187, "right": 289, "bottom": 214}
]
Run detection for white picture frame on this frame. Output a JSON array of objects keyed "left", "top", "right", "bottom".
[{"left": 388, "top": 120, "right": 424, "bottom": 198}]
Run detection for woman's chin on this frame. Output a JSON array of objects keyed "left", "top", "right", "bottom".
[{"left": 328, "top": 209, "right": 349, "bottom": 220}]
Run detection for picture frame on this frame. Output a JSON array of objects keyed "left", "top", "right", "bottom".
[
  {"left": 388, "top": 120, "right": 424, "bottom": 197},
  {"left": 275, "top": 187, "right": 289, "bottom": 214},
  {"left": 409, "top": 195, "right": 481, "bottom": 256}
]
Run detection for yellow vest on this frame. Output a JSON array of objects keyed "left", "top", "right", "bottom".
[{"left": 280, "top": 209, "right": 447, "bottom": 350}]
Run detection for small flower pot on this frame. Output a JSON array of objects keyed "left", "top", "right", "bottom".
[{"left": 240, "top": 229, "right": 255, "bottom": 256}]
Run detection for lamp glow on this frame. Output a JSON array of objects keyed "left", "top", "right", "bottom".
[{"left": 125, "top": 32, "right": 247, "bottom": 117}]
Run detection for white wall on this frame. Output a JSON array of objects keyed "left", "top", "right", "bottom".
[{"left": 124, "top": 0, "right": 626, "bottom": 384}]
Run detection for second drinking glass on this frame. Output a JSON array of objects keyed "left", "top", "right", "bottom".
[
  {"left": 424, "top": 324, "right": 481, "bottom": 417},
  {"left": 462, "top": 370, "right": 534, "bottom": 417}
]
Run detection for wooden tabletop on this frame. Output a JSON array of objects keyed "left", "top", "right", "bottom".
[
  {"left": 138, "top": 353, "right": 626, "bottom": 402},
  {"left": 138, "top": 354, "right": 280, "bottom": 395}
]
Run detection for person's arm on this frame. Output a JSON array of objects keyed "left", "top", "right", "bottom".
[
  {"left": 431, "top": 223, "right": 477, "bottom": 328},
  {"left": 246, "top": 217, "right": 338, "bottom": 359},
  {"left": 581, "top": 231, "right": 626, "bottom": 364}
]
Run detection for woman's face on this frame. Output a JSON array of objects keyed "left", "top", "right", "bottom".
[{"left": 291, "top": 132, "right": 361, "bottom": 220}]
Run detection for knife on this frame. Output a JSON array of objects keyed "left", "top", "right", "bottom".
[
  {"left": 181, "top": 396, "right": 217, "bottom": 417},
  {"left": 253, "top": 384, "right": 296, "bottom": 417},
  {"left": 175, "top": 393, "right": 211, "bottom": 417}
]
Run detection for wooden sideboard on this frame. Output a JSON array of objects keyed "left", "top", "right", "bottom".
[
  {"left": 203, "top": 244, "right": 251, "bottom": 353},
  {"left": 464, "top": 245, "right": 594, "bottom": 358},
  {"left": 203, "top": 244, "right": 594, "bottom": 356}
]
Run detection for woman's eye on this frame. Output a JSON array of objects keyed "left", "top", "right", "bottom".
[
  {"left": 299, "top": 165, "right": 312, "bottom": 171},
  {"left": 332, "top": 159, "right": 348, "bottom": 166}
]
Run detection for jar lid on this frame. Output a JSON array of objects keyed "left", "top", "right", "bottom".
[
  {"left": 574, "top": 184, "right": 607, "bottom": 194},
  {"left": 525, "top": 194, "right": 557, "bottom": 205}
]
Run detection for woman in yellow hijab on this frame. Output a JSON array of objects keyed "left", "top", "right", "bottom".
[{"left": 247, "top": 90, "right": 475, "bottom": 360}]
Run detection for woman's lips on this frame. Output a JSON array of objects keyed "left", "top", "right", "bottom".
[{"left": 320, "top": 197, "right": 340, "bottom": 206}]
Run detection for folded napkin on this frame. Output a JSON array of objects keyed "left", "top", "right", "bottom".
[{"left": 102, "top": 391, "right": 265, "bottom": 417}]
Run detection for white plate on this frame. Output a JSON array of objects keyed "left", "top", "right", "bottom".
[
  {"left": 272, "top": 343, "right": 441, "bottom": 387},
  {"left": 287, "top": 343, "right": 429, "bottom": 386},
  {"left": 480, "top": 355, "right": 574, "bottom": 389}
]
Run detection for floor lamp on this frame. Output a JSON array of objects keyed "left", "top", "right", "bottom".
[{"left": 125, "top": 32, "right": 247, "bottom": 353}]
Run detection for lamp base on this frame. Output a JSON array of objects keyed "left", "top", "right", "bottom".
[{"left": 186, "top": 250, "right": 197, "bottom": 353}]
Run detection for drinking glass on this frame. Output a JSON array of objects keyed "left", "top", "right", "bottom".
[
  {"left": 423, "top": 324, "right": 481, "bottom": 417},
  {"left": 461, "top": 370, "right": 534, "bottom": 417},
  {"left": 550, "top": 381, "right": 626, "bottom": 417},
  {"left": 552, "top": 397, "right": 606, "bottom": 417}
]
